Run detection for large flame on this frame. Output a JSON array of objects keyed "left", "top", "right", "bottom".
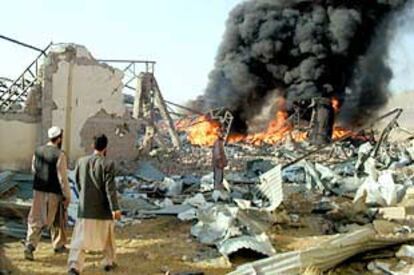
[{"left": 180, "top": 97, "right": 360, "bottom": 146}]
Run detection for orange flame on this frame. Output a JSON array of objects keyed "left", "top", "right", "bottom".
[
  {"left": 185, "top": 116, "right": 221, "bottom": 146},
  {"left": 331, "top": 97, "right": 340, "bottom": 113},
  {"left": 180, "top": 97, "right": 362, "bottom": 146}
]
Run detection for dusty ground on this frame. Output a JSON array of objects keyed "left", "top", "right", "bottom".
[
  {"left": 0, "top": 188, "right": 383, "bottom": 275},
  {"left": 1, "top": 217, "right": 231, "bottom": 275},
  {"left": 0, "top": 215, "right": 334, "bottom": 275}
]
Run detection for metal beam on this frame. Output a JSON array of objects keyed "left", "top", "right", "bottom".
[
  {"left": 98, "top": 59, "right": 156, "bottom": 64},
  {"left": 282, "top": 108, "right": 404, "bottom": 169},
  {"left": 164, "top": 100, "right": 204, "bottom": 116},
  {"left": 0, "top": 35, "right": 45, "bottom": 53}
]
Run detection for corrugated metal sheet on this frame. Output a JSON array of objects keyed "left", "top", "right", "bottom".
[
  {"left": 257, "top": 165, "right": 283, "bottom": 211},
  {"left": 218, "top": 233, "right": 276, "bottom": 257},
  {"left": 140, "top": 204, "right": 193, "bottom": 215},
  {"left": 228, "top": 225, "right": 414, "bottom": 275},
  {"left": 0, "top": 171, "right": 16, "bottom": 196}
]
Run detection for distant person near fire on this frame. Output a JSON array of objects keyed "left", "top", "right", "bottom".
[
  {"left": 68, "top": 134, "right": 121, "bottom": 275},
  {"left": 212, "top": 131, "right": 228, "bottom": 189},
  {"left": 24, "top": 126, "right": 71, "bottom": 261}
]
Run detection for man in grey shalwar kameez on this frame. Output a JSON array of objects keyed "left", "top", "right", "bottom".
[{"left": 68, "top": 134, "right": 121, "bottom": 275}]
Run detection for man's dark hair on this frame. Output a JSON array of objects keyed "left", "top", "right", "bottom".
[
  {"left": 50, "top": 134, "right": 62, "bottom": 143},
  {"left": 94, "top": 134, "right": 108, "bottom": 151}
]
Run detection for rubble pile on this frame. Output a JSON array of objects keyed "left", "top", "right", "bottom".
[
  {"left": 3, "top": 110, "right": 414, "bottom": 274},
  {"left": 115, "top": 117, "right": 414, "bottom": 273}
]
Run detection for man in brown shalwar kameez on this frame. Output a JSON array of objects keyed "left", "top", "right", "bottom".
[
  {"left": 24, "top": 126, "right": 71, "bottom": 261},
  {"left": 68, "top": 134, "right": 121, "bottom": 275},
  {"left": 212, "top": 131, "right": 228, "bottom": 190}
]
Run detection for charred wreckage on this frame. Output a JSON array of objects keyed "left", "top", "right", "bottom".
[{"left": 2, "top": 0, "right": 414, "bottom": 274}]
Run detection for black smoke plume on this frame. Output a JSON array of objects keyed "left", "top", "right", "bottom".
[{"left": 203, "top": 0, "right": 409, "bottom": 132}]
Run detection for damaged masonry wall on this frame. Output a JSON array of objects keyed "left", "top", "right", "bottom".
[
  {"left": 0, "top": 113, "right": 40, "bottom": 170},
  {"left": 0, "top": 44, "right": 140, "bottom": 171},
  {"left": 41, "top": 44, "right": 139, "bottom": 165}
]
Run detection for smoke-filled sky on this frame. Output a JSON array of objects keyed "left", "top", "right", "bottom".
[
  {"left": 203, "top": 0, "right": 414, "bottom": 128},
  {"left": 0, "top": 0, "right": 413, "bottom": 106}
]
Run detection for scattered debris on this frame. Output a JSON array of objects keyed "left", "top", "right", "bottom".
[
  {"left": 134, "top": 161, "right": 166, "bottom": 182},
  {"left": 2, "top": 106, "right": 414, "bottom": 275},
  {"left": 0, "top": 171, "right": 16, "bottom": 196},
  {"left": 229, "top": 224, "right": 414, "bottom": 275},
  {"left": 255, "top": 165, "right": 283, "bottom": 211},
  {"left": 396, "top": 245, "right": 414, "bottom": 259},
  {"left": 218, "top": 233, "right": 276, "bottom": 257}
]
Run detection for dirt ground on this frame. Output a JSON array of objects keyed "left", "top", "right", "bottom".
[
  {"left": 1, "top": 217, "right": 231, "bottom": 275},
  {"left": 0, "top": 215, "right": 330, "bottom": 275},
  {"left": 1, "top": 191, "right": 380, "bottom": 275}
]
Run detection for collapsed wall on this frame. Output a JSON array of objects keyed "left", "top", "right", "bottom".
[
  {"left": 0, "top": 44, "right": 141, "bottom": 170},
  {"left": 80, "top": 109, "right": 141, "bottom": 162},
  {"left": 41, "top": 44, "right": 140, "bottom": 165}
]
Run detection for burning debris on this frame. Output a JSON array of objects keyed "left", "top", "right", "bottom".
[
  {"left": 178, "top": 98, "right": 366, "bottom": 147},
  {"left": 2, "top": 2, "right": 414, "bottom": 275},
  {"left": 202, "top": 0, "right": 411, "bottom": 138}
]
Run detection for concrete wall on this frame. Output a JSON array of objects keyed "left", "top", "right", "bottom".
[
  {"left": 0, "top": 114, "right": 40, "bottom": 171},
  {"left": 41, "top": 44, "right": 139, "bottom": 165},
  {"left": 80, "top": 109, "right": 142, "bottom": 162},
  {"left": 0, "top": 44, "right": 141, "bottom": 170}
]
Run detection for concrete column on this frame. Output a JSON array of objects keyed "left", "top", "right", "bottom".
[{"left": 63, "top": 62, "right": 74, "bottom": 158}]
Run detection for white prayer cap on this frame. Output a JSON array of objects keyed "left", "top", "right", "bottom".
[{"left": 48, "top": 126, "right": 62, "bottom": 139}]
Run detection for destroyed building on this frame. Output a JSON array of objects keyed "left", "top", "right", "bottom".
[
  {"left": 2, "top": 0, "right": 414, "bottom": 274},
  {"left": 0, "top": 43, "right": 179, "bottom": 171}
]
